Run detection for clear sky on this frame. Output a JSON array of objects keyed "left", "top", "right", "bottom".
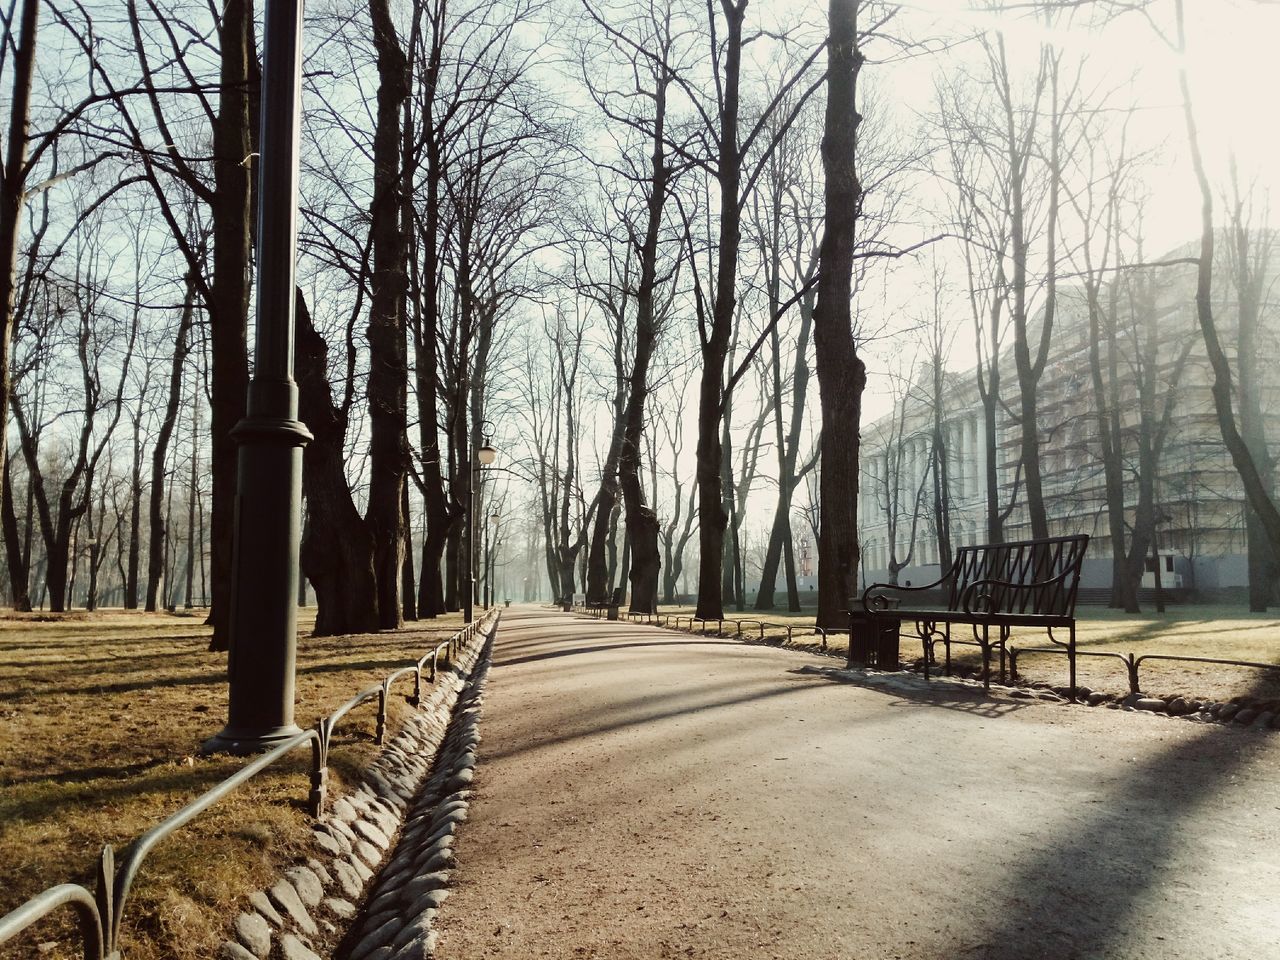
[{"left": 856, "top": 0, "right": 1280, "bottom": 423}]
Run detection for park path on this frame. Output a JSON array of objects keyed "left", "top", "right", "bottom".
[{"left": 431, "top": 607, "right": 1280, "bottom": 960}]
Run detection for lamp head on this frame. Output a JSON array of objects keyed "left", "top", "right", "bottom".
[{"left": 477, "top": 443, "right": 497, "bottom": 466}]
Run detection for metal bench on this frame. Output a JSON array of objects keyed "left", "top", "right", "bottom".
[{"left": 860, "top": 534, "right": 1089, "bottom": 700}]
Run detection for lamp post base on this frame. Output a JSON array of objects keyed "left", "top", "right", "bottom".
[{"left": 200, "top": 723, "right": 304, "bottom": 756}]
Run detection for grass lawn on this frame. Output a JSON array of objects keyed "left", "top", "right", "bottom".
[
  {"left": 0, "top": 607, "right": 467, "bottom": 960},
  {"left": 644, "top": 602, "right": 1280, "bottom": 702}
]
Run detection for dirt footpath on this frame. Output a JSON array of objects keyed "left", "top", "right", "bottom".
[{"left": 431, "top": 609, "right": 1280, "bottom": 960}]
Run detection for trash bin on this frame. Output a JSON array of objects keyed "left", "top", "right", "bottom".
[{"left": 848, "top": 608, "right": 901, "bottom": 670}]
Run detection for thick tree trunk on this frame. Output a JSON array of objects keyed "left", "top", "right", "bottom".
[
  {"left": 812, "top": 0, "right": 866, "bottom": 629},
  {"left": 206, "top": 0, "right": 254, "bottom": 650},
  {"left": 45, "top": 514, "right": 71, "bottom": 612},
  {"left": 0, "top": 0, "right": 38, "bottom": 610},
  {"left": 1234, "top": 213, "right": 1276, "bottom": 611},
  {"left": 365, "top": 0, "right": 410, "bottom": 630},
  {"left": 586, "top": 328, "right": 626, "bottom": 603},
  {"left": 2, "top": 457, "right": 30, "bottom": 611},
  {"left": 618, "top": 291, "right": 660, "bottom": 614},
  {"left": 694, "top": 2, "right": 745, "bottom": 622},
  {"left": 401, "top": 481, "right": 417, "bottom": 621},
  {"left": 295, "top": 290, "right": 379, "bottom": 636},
  {"left": 412, "top": 14, "right": 456, "bottom": 619}
]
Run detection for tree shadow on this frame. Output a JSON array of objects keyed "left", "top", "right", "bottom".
[
  {"left": 495, "top": 639, "right": 741, "bottom": 667},
  {"left": 482, "top": 675, "right": 831, "bottom": 764},
  {"left": 938, "top": 671, "right": 1280, "bottom": 958},
  {"left": 791, "top": 664, "right": 1037, "bottom": 719}
]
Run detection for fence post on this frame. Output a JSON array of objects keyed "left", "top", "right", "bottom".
[
  {"left": 375, "top": 688, "right": 387, "bottom": 745},
  {"left": 309, "top": 723, "right": 328, "bottom": 818}
]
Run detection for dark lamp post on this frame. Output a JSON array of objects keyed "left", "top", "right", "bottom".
[{"left": 203, "top": 0, "right": 312, "bottom": 755}]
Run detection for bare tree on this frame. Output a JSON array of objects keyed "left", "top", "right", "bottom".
[{"left": 812, "top": 0, "right": 868, "bottom": 627}]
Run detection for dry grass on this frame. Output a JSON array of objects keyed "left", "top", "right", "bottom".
[
  {"left": 0, "top": 607, "right": 466, "bottom": 960},
  {"left": 648, "top": 602, "right": 1280, "bottom": 701}
]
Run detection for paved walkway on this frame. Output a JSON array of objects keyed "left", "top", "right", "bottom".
[{"left": 432, "top": 608, "right": 1280, "bottom": 959}]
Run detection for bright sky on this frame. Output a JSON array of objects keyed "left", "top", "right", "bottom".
[{"left": 855, "top": 0, "right": 1280, "bottom": 423}]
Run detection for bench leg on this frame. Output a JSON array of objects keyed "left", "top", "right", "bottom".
[
  {"left": 981, "top": 624, "right": 991, "bottom": 691},
  {"left": 922, "top": 630, "right": 931, "bottom": 681},
  {"left": 943, "top": 626, "right": 952, "bottom": 676},
  {"left": 998, "top": 625, "right": 1009, "bottom": 684},
  {"left": 1068, "top": 623, "right": 1077, "bottom": 703}
]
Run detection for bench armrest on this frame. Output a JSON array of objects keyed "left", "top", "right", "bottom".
[
  {"left": 959, "top": 567, "right": 1078, "bottom": 616},
  {"left": 861, "top": 574, "right": 951, "bottom": 613}
]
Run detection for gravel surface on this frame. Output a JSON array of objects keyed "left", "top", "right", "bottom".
[{"left": 432, "top": 608, "right": 1280, "bottom": 960}]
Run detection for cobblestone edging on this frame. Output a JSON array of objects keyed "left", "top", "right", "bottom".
[
  {"left": 899, "top": 659, "right": 1280, "bottom": 731},
  {"left": 824, "top": 657, "right": 1279, "bottom": 732},
  {"left": 333, "top": 635, "right": 491, "bottom": 960},
  {"left": 216, "top": 621, "right": 495, "bottom": 960}
]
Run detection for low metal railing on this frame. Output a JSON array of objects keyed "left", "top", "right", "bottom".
[
  {"left": 556, "top": 602, "right": 1279, "bottom": 705},
  {"left": 0, "top": 609, "right": 499, "bottom": 959},
  {"left": 1007, "top": 643, "right": 1280, "bottom": 695}
]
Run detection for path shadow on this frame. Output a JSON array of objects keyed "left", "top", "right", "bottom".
[
  {"left": 791, "top": 665, "right": 1037, "bottom": 719},
  {"left": 495, "top": 639, "right": 740, "bottom": 667},
  {"left": 939, "top": 670, "right": 1279, "bottom": 958},
  {"left": 484, "top": 676, "right": 830, "bottom": 764}
]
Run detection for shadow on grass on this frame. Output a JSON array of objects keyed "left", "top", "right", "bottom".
[
  {"left": 0, "top": 757, "right": 282, "bottom": 826},
  {"left": 2, "top": 655, "right": 435, "bottom": 699}
]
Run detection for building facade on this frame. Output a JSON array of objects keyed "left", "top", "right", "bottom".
[{"left": 857, "top": 236, "right": 1280, "bottom": 596}]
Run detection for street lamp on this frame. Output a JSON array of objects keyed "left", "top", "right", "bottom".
[
  {"left": 204, "top": 0, "right": 312, "bottom": 755},
  {"left": 464, "top": 434, "right": 498, "bottom": 624}
]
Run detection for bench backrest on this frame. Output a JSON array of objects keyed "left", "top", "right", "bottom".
[{"left": 948, "top": 534, "right": 1089, "bottom": 616}]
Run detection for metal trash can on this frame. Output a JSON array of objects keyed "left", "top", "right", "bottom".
[{"left": 848, "top": 607, "right": 901, "bottom": 670}]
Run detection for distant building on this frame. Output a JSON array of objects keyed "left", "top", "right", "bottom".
[{"left": 857, "top": 235, "right": 1280, "bottom": 596}]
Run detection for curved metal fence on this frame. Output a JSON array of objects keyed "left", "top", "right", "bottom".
[
  {"left": 0, "top": 609, "right": 499, "bottom": 959},
  {"left": 560, "top": 601, "right": 1280, "bottom": 699}
]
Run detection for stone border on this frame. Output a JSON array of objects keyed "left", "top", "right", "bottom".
[
  {"left": 1092, "top": 690, "right": 1280, "bottom": 729},
  {"left": 334, "top": 633, "right": 491, "bottom": 960},
  {"left": 217, "top": 619, "right": 495, "bottom": 960}
]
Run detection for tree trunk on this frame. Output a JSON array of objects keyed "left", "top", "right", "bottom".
[
  {"left": 1232, "top": 198, "right": 1276, "bottom": 611},
  {"left": 2, "top": 456, "right": 30, "bottom": 611},
  {"left": 146, "top": 278, "right": 194, "bottom": 611},
  {"left": 125, "top": 412, "right": 143, "bottom": 608},
  {"left": 401, "top": 481, "right": 418, "bottom": 620},
  {"left": 586, "top": 326, "right": 626, "bottom": 603},
  {"left": 412, "top": 9, "right": 456, "bottom": 619},
  {"left": 365, "top": 0, "right": 410, "bottom": 630},
  {"left": 0, "top": 0, "right": 38, "bottom": 608},
  {"left": 295, "top": 289, "right": 378, "bottom": 636},
  {"left": 185, "top": 386, "right": 198, "bottom": 609},
  {"left": 1174, "top": 1, "right": 1280, "bottom": 576},
  {"left": 694, "top": 1, "right": 745, "bottom": 621},
  {"left": 206, "top": 0, "right": 254, "bottom": 650},
  {"left": 812, "top": 0, "right": 866, "bottom": 629}
]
